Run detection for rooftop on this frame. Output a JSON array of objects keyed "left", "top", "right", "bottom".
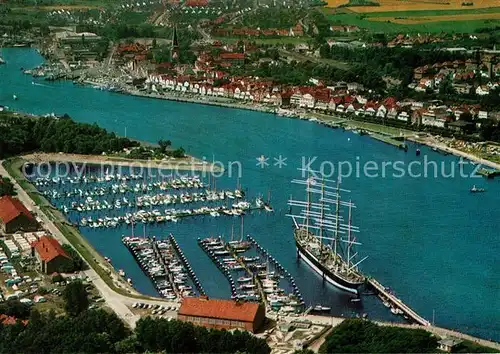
[
  {"left": 179, "top": 297, "right": 261, "bottom": 323},
  {"left": 0, "top": 196, "right": 34, "bottom": 225},
  {"left": 33, "top": 236, "right": 70, "bottom": 262}
]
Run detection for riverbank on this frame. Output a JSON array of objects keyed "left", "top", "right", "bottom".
[
  {"left": 109, "top": 84, "right": 500, "bottom": 170},
  {"left": 83, "top": 82, "right": 277, "bottom": 115},
  {"left": 22, "top": 152, "right": 221, "bottom": 172},
  {"left": 407, "top": 136, "right": 500, "bottom": 171}
]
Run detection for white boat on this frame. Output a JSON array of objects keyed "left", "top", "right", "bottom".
[{"left": 237, "top": 276, "right": 252, "bottom": 283}]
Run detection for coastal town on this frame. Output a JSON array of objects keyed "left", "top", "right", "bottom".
[{"left": 1, "top": 0, "right": 500, "bottom": 352}]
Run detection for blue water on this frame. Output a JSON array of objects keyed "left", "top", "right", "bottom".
[{"left": 1, "top": 48, "right": 499, "bottom": 341}]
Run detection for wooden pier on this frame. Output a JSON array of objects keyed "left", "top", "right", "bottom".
[{"left": 367, "top": 278, "right": 431, "bottom": 327}]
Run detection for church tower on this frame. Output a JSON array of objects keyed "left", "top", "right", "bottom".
[{"left": 171, "top": 26, "right": 179, "bottom": 62}]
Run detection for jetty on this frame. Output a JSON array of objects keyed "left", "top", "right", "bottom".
[{"left": 367, "top": 278, "right": 431, "bottom": 326}]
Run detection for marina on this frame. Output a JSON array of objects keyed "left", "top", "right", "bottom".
[
  {"left": 122, "top": 234, "right": 203, "bottom": 300},
  {"left": 29, "top": 170, "right": 272, "bottom": 229},
  {"left": 3, "top": 48, "right": 500, "bottom": 341},
  {"left": 198, "top": 222, "right": 305, "bottom": 314}
]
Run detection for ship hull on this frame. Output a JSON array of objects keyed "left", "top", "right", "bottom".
[{"left": 296, "top": 240, "right": 362, "bottom": 295}]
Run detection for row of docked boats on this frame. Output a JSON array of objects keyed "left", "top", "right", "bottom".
[
  {"left": 79, "top": 201, "right": 269, "bottom": 228},
  {"left": 198, "top": 235, "right": 305, "bottom": 312},
  {"left": 122, "top": 236, "right": 200, "bottom": 299},
  {"left": 44, "top": 185, "right": 243, "bottom": 201},
  {"left": 52, "top": 189, "right": 246, "bottom": 211},
  {"left": 32, "top": 174, "right": 205, "bottom": 189}
]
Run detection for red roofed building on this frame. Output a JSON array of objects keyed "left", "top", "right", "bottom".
[
  {"left": 219, "top": 52, "right": 245, "bottom": 65},
  {"left": 32, "top": 236, "right": 72, "bottom": 274},
  {"left": 178, "top": 297, "right": 265, "bottom": 332},
  {"left": 0, "top": 314, "right": 28, "bottom": 326},
  {"left": 0, "top": 196, "right": 38, "bottom": 234}
]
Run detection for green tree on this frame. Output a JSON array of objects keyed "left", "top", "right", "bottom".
[
  {"left": 158, "top": 139, "right": 172, "bottom": 152},
  {"left": 63, "top": 280, "right": 89, "bottom": 316}
]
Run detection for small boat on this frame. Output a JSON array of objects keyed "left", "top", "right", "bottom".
[
  {"left": 416, "top": 149, "right": 421, "bottom": 156},
  {"left": 313, "top": 305, "right": 331, "bottom": 312},
  {"left": 470, "top": 185, "right": 485, "bottom": 193},
  {"left": 350, "top": 298, "right": 361, "bottom": 303},
  {"left": 13, "top": 94, "right": 17, "bottom": 100},
  {"left": 118, "top": 269, "right": 125, "bottom": 277},
  {"left": 237, "top": 276, "right": 252, "bottom": 283}
]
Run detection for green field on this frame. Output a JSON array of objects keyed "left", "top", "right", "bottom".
[
  {"left": 325, "top": 8, "right": 500, "bottom": 33},
  {"left": 361, "top": 6, "right": 500, "bottom": 18}
]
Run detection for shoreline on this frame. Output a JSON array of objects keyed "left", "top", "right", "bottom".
[
  {"left": 21, "top": 152, "right": 221, "bottom": 172},
  {"left": 106, "top": 84, "right": 500, "bottom": 171}
]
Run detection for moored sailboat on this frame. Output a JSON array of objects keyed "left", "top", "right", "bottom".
[{"left": 287, "top": 171, "right": 367, "bottom": 294}]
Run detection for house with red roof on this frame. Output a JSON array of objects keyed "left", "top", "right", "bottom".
[
  {"left": 0, "top": 314, "right": 28, "bottom": 326},
  {"left": 0, "top": 196, "right": 38, "bottom": 234},
  {"left": 178, "top": 297, "right": 265, "bottom": 332},
  {"left": 31, "top": 236, "right": 72, "bottom": 274},
  {"left": 219, "top": 52, "right": 245, "bottom": 66}
]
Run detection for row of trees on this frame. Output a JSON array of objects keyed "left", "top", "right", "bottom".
[
  {"left": 319, "top": 319, "right": 438, "bottom": 353},
  {"left": 59, "top": 244, "right": 88, "bottom": 273},
  {"left": 0, "top": 113, "right": 140, "bottom": 159},
  {"left": 0, "top": 177, "right": 15, "bottom": 197}
]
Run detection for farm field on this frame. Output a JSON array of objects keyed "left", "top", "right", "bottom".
[
  {"left": 370, "top": 11, "right": 500, "bottom": 23},
  {"left": 326, "top": 0, "right": 500, "bottom": 12},
  {"left": 324, "top": 6, "right": 500, "bottom": 32},
  {"left": 325, "top": 11, "right": 500, "bottom": 32}
]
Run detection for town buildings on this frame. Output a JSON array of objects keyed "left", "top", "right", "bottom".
[
  {"left": 31, "top": 236, "right": 72, "bottom": 274},
  {"left": 178, "top": 297, "right": 266, "bottom": 333},
  {"left": 0, "top": 196, "right": 38, "bottom": 234}
]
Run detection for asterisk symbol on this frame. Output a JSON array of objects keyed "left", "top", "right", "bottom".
[
  {"left": 256, "top": 155, "right": 269, "bottom": 168},
  {"left": 274, "top": 155, "right": 287, "bottom": 168}
]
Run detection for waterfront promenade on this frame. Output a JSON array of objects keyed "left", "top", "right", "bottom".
[{"left": 119, "top": 85, "right": 500, "bottom": 169}]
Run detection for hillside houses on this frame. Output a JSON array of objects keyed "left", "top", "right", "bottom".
[
  {"left": 146, "top": 68, "right": 493, "bottom": 129},
  {"left": 411, "top": 58, "right": 500, "bottom": 95}
]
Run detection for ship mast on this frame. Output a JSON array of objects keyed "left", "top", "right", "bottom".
[
  {"left": 333, "top": 178, "right": 340, "bottom": 258},
  {"left": 305, "top": 174, "right": 311, "bottom": 235},
  {"left": 319, "top": 178, "right": 325, "bottom": 248},
  {"left": 347, "top": 199, "right": 352, "bottom": 269}
]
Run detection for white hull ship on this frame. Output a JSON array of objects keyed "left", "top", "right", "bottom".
[{"left": 287, "top": 171, "right": 367, "bottom": 294}]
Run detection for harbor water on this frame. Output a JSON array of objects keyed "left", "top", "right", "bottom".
[{"left": 1, "top": 48, "right": 499, "bottom": 341}]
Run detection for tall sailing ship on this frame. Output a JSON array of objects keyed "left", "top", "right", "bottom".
[{"left": 287, "top": 172, "right": 367, "bottom": 294}]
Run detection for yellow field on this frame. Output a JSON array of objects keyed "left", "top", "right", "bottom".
[
  {"left": 326, "top": 0, "right": 499, "bottom": 12},
  {"left": 370, "top": 11, "right": 500, "bottom": 23},
  {"left": 326, "top": 0, "right": 350, "bottom": 6}
]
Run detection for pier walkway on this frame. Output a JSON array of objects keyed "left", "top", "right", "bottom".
[{"left": 368, "top": 278, "right": 431, "bottom": 326}]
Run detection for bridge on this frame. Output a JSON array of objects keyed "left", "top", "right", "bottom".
[{"left": 367, "top": 278, "right": 431, "bottom": 327}]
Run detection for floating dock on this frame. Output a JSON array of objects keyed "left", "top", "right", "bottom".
[
  {"left": 245, "top": 235, "right": 305, "bottom": 310},
  {"left": 367, "top": 278, "right": 431, "bottom": 326}
]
